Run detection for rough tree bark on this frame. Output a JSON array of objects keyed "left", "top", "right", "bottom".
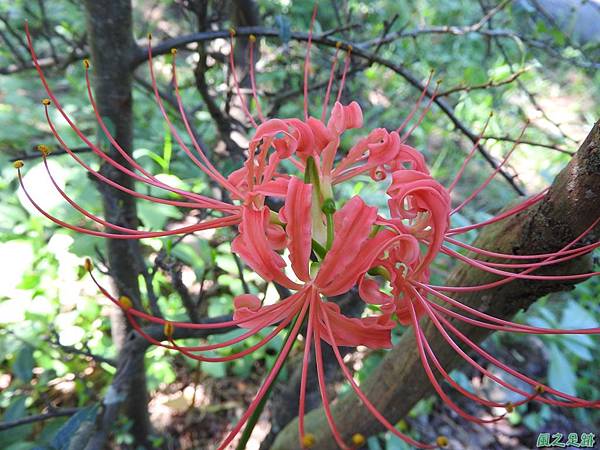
[
  {"left": 272, "top": 122, "right": 600, "bottom": 449},
  {"left": 82, "top": 0, "right": 151, "bottom": 448}
]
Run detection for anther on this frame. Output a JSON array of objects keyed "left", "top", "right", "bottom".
[
  {"left": 347, "top": 44, "right": 353, "bottom": 53},
  {"left": 83, "top": 258, "right": 93, "bottom": 272},
  {"left": 249, "top": 34, "right": 256, "bottom": 43},
  {"left": 118, "top": 295, "right": 133, "bottom": 310},
  {"left": 335, "top": 41, "right": 342, "bottom": 49},
  {"left": 37, "top": 144, "right": 51, "bottom": 157},
  {"left": 163, "top": 321, "right": 174, "bottom": 339},
  {"left": 535, "top": 384, "right": 545, "bottom": 394},
  {"left": 505, "top": 402, "right": 514, "bottom": 413},
  {"left": 147, "top": 32, "right": 152, "bottom": 40},
  {"left": 351, "top": 433, "right": 366, "bottom": 446},
  {"left": 83, "top": 59, "right": 90, "bottom": 69},
  {"left": 41, "top": 98, "right": 51, "bottom": 106},
  {"left": 13, "top": 160, "right": 24, "bottom": 169},
  {"left": 229, "top": 27, "right": 236, "bottom": 37},
  {"left": 436, "top": 435, "right": 449, "bottom": 448},
  {"left": 301, "top": 433, "right": 316, "bottom": 448},
  {"left": 170, "top": 48, "right": 177, "bottom": 55}
]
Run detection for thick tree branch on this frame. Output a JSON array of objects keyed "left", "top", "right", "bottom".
[{"left": 271, "top": 122, "right": 600, "bottom": 449}]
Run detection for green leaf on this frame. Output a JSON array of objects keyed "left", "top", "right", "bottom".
[
  {"left": 162, "top": 124, "right": 172, "bottom": 173},
  {"left": 50, "top": 404, "right": 98, "bottom": 450},
  {"left": 200, "top": 361, "right": 227, "bottom": 378},
  {"left": 560, "top": 300, "right": 599, "bottom": 329},
  {"left": 560, "top": 335, "right": 593, "bottom": 361},
  {"left": 13, "top": 345, "right": 34, "bottom": 382},
  {"left": 547, "top": 344, "right": 577, "bottom": 396},
  {"left": 0, "top": 396, "right": 32, "bottom": 446}
]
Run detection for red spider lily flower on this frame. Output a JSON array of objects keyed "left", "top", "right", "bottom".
[{"left": 16, "top": 6, "right": 600, "bottom": 450}]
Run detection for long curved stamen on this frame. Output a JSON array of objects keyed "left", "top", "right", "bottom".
[
  {"left": 89, "top": 267, "right": 302, "bottom": 330},
  {"left": 18, "top": 169, "right": 239, "bottom": 239},
  {"left": 228, "top": 30, "right": 258, "bottom": 128},
  {"left": 248, "top": 35, "right": 265, "bottom": 122},
  {"left": 447, "top": 112, "right": 493, "bottom": 192},
  {"left": 27, "top": 24, "right": 230, "bottom": 210},
  {"left": 396, "top": 70, "right": 435, "bottom": 134},
  {"left": 407, "top": 298, "right": 507, "bottom": 424},
  {"left": 321, "top": 306, "right": 437, "bottom": 449},
  {"left": 447, "top": 189, "right": 547, "bottom": 235},
  {"left": 216, "top": 298, "right": 310, "bottom": 450},
  {"left": 303, "top": 4, "right": 319, "bottom": 120},
  {"left": 313, "top": 308, "right": 351, "bottom": 450},
  {"left": 148, "top": 43, "right": 246, "bottom": 199},
  {"left": 128, "top": 307, "right": 299, "bottom": 362},
  {"left": 419, "top": 329, "right": 518, "bottom": 409},
  {"left": 400, "top": 80, "right": 441, "bottom": 142},
  {"left": 41, "top": 156, "right": 143, "bottom": 234},
  {"left": 410, "top": 288, "right": 594, "bottom": 408},
  {"left": 416, "top": 282, "right": 600, "bottom": 336},
  {"left": 321, "top": 43, "right": 341, "bottom": 122},
  {"left": 334, "top": 46, "right": 352, "bottom": 105},
  {"left": 447, "top": 235, "right": 600, "bottom": 262},
  {"left": 298, "top": 289, "right": 316, "bottom": 446},
  {"left": 84, "top": 63, "right": 190, "bottom": 197},
  {"left": 170, "top": 48, "right": 245, "bottom": 197},
  {"left": 42, "top": 106, "right": 231, "bottom": 210},
  {"left": 441, "top": 237, "right": 598, "bottom": 272},
  {"left": 452, "top": 122, "right": 529, "bottom": 215},
  {"left": 434, "top": 309, "right": 599, "bottom": 407}
]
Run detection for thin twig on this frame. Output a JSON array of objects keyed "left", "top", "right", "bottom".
[{"left": 0, "top": 408, "right": 79, "bottom": 431}]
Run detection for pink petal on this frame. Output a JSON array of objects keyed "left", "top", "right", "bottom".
[
  {"left": 317, "top": 302, "right": 393, "bottom": 349},
  {"left": 314, "top": 196, "right": 377, "bottom": 288},
  {"left": 233, "top": 293, "right": 302, "bottom": 329},
  {"left": 279, "top": 177, "right": 313, "bottom": 281},
  {"left": 232, "top": 206, "right": 301, "bottom": 289},
  {"left": 327, "top": 101, "right": 363, "bottom": 134},
  {"left": 307, "top": 117, "right": 334, "bottom": 153},
  {"left": 320, "top": 230, "right": 419, "bottom": 296},
  {"left": 358, "top": 276, "right": 393, "bottom": 305}
]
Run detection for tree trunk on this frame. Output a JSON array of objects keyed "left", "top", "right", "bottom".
[
  {"left": 272, "top": 121, "right": 600, "bottom": 449},
  {"left": 82, "top": 0, "right": 151, "bottom": 447}
]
